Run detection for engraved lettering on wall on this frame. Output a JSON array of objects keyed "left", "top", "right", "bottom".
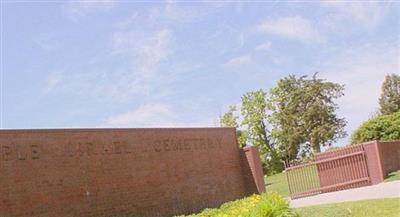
[{"left": 0, "top": 144, "right": 41, "bottom": 161}]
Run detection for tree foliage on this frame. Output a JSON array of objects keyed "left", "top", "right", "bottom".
[
  {"left": 241, "top": 90, "right": 270, "bottom": 151},
  {"left": 220, "top": 74, "right": 346, "bottom": 173},
  {"left": 220, "top": 105, "right": 238, "bottom": 128},
  {"left": 268, "top": 76, "right": 305, "bottom": 163},
  {"left": 220, "top": 105, "right": 247, "bottom": 148},
  {"left": 379, "top": 74, "right": 400, "bottom": 115},
  {"left": 240, "top": 90, "right": 281, "bottom": 174},
  {"left": 351, "top": 111, "right": 400, "bottom": 144},
  {"left": 268, "top": 74, "right": 346, "bottom": 155}
]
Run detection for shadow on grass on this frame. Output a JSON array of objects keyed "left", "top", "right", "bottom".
[{"left": 384, "top": 170, "right": 400, "bottom": 182}]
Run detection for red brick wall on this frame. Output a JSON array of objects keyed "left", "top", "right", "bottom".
[
  {"left": 0, "top": 128, "right": 262, "bottom": 217},
  {"left": 362, "top": 141, "right": 384, "bottom": 185},
  {"left": 378, "top": 141, "right": 400, "bottom": 176},
  {"left": 243, "top": 146, "right": 266, "bottom": 193}
]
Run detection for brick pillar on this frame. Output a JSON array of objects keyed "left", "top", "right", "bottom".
[
  {"left": 243, "top": 146, "right": 266, "bottom": 193},
  {"left": 378, "top": 141, "right": 400, "bottom": 176},
  {"left": 362, "top": 141, "right": 384, "bottom": 185}
]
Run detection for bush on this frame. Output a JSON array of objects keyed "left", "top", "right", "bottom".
[
  {"left": 177, "top": 192, "right": 298, "bottom": 217},
  {"left": 351, "top": 111, "right": 400, "bottom": 144}
]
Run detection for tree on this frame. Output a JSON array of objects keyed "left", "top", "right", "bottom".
[
  {"left": 220, "top": 105, "right": 238, "bottom": 128},
  {"left": 268, "top": 74, "right": 346, "bottom": 156},
  {"left": 379, "top": 74, "right": 400, "bottom": 115},
  {"left": 220, "top": 74, "right": 346, "bottom": 172},
  {"left": 302, "top": 74, "right": 347, "bottom": 153},
  {"left": 268, "top": 75, "right": 306, "bottom": 165},
  {"left": 220, "top": 105, "right": 247, "bottom": 147},
  {"left": 241, "top": 90, "right": 269, "bottom": 150},
  {"left": 351, "top": 111, "right": 400, "bottom": 144},
  {"left": 241, "top": 90, "right": 282, "bottom": 174}
]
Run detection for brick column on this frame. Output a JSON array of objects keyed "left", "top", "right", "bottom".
[
  {"left": 377, "top": 141, "right": 400, "bottom": 176},
  {"left": 243, "top": 146, "right": 266, "bottom": 193},
  {"left": 362, "top": 141, "right": 384, "bottom": 185}
]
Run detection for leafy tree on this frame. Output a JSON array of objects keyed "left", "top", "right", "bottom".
[
  {"left": 241, "top": 90, "right": 270, "bottom": 150},
  {"left": 351, "top": 111, "right": 400, "bottom": 144},
  {"left": 241, "top": 90, "right": 282, "bottom": 174},
  {"left": 302, "top": 74, "right": 347, "bottom": 153},
  {"left": 268, "top": 75, "right": 306, "bottom": 164},
  {"left": 379, "top": 74, "right": 400, "bottom": 115},
  {"left": 220, "top": 105, "right": 247, "bottom": 148},
  {"left": 220, "top": 74, "right": 346, "bottom": 172},
  {"left": 236, "top": 130, "right": 248, "bottom": 148},
  {"left": 220, "top": 105, "right": 239, "bottom": 128},
  {"left": 268, "top": 74, "right": 346, "bottom": 155}
]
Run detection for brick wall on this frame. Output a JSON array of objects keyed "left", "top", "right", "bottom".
[
  {"left": 0, "top": 128, "right": 263, "bottom": 217},
  {"left": 362, "top": 141, "right": 384, "bottom": 184},
  {"left": 377, "top": 141, "right": 400, "bottom": 176},
  {"left": 243, "top": 146, "right": 266, "bottom": 194}
]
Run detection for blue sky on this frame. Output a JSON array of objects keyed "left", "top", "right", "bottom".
[{"left": 2, "top": 1, "right": 400, "bottom": 146}]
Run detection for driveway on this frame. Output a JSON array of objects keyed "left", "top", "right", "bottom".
[{"left": 290, "top": 181, "right": 400, "bottom": 208}]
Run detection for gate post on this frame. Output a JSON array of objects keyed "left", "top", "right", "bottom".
[{"left": 362, "top": 141, "right": 384, "bottom": 185}]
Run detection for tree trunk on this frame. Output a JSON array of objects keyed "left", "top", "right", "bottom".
[
  {"left": 312, "top": 143, "right": 321, "bottom": 153},
  {"left": 261, "top": 121, "right": 273, "bottom": 151}
]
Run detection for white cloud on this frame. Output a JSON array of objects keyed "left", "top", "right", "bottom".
[
  {"left": 33, "top": 34, "right": 61, "bottom": 51},
  {"left": 257, "top": 16, "right": 321, "bottom": 42},
  {"left": 255, "top": 41, "right": 272, "bottom": 51},
  {"left": 321, "top": 1, "right": 388, "bottom": 28},
  {"left": 112, "top": 29, "right": 173, "bottom": 79},
  {"left": 115, "top": 13, "right": 139, "bottom": 29},
  {"left": 319, "top": 42, "right": 400, "bottom": 145},
  {"left": 45, "top": 71, "right": 63, "bottom": 92},
  {"left": 43, "top": 28, "right": 174, "bottom": 102},
  {"left": 113, "top": 3, "right": 212, "bottom": 29},
  {"left": 159, "top": 1, "right": 228, "bottom": 24},
  {"left": 104, "top": 103, "right": 175, "bottom": 127},
  {"left": 63, "top": 0, "right": 117, "bottom": 20},
  {"left": 224, "top": 55, "right": 252, "bottom": 67},
  {"left": 103, "top": 103, "right": 216, "bottom": 127}
]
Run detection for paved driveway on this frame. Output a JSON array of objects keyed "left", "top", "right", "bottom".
[{"left": 290, "top": 181, "right": 400, "bottom": 208}]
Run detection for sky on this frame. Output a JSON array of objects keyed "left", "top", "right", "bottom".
[{"left": 1, "top": 1, "right": 400, "bottom": 146}]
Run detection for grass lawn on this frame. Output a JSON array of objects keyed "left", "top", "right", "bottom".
[
  {"left": 265, "top": 172, "right": 290, "bottom": 197},
  {"left": 286, "top": 165, "right": 320, "bottom": 196},
  {"left": 385, "top": 170, "right": 400, "bottom": 182},
  {"left": 296, "top": 198, "right": 400, "bottom": 217}
]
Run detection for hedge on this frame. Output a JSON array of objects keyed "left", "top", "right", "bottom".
[{"left": 351, "top": 111, "right": 400, "bottom": 144}]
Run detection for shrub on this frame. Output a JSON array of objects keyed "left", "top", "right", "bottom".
[
  {"left": 351, "top": 111, "right": 400, "bottom": 144},
  {"left": 177, "top": 192, "right": 298, "bottom": 217}
]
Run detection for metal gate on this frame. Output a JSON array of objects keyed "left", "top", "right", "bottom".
[{"left": 285, "top": 145, "right": 371, "bottom": 199}]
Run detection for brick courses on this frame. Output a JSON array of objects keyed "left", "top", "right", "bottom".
[
  {"left": 378, "top": 141, "right": 400, "bottom": 177},
  {"left": 0, "top": 128, "right": 264, "bottom": 217}
]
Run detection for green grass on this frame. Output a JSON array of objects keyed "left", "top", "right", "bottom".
[
  {"left": 385, "top": 170, "right": 400, "bottom": 182},
  {"left": 296, "top": 198, "right": 400, "bottom": 217},
  {"left": 265, "top": 166, "right": 320, "bottom": 198},
  {"left": 286, "top": 165, "right": 320, "bottom": 196},
  {"left": 265, "top": 172, "right": 290, "bottom": 197}
]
